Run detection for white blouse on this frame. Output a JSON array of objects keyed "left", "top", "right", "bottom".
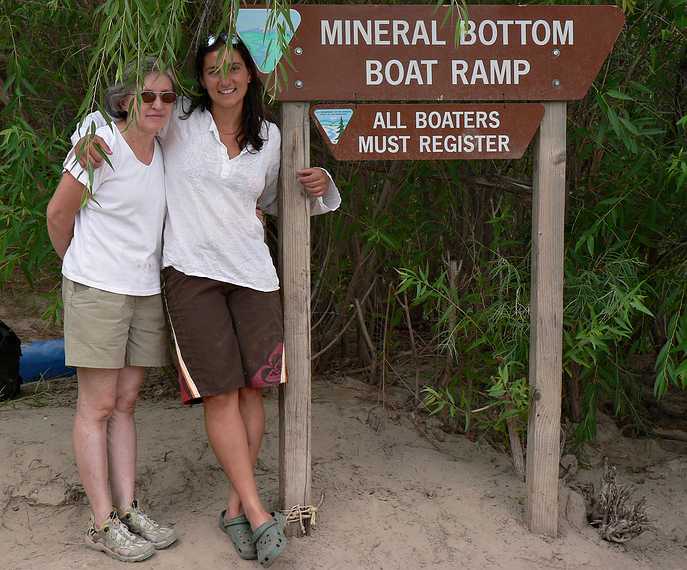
[{"left": 73, "top": 106, "right": 341, "bottom": 292}]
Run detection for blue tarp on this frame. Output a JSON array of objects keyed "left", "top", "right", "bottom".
[{"left": 19, "top": 339, "right": 74, "bottom": 382}]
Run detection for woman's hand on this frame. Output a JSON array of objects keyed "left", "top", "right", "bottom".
[
  {"left": 296, "top": 167, "right": 329, "bottom": 198},
  {"left": 255, "top": 208, "right": 266, "bottom": 226},
  {"left": 74, "top": 135, "right": 112, "bottom": 169}
]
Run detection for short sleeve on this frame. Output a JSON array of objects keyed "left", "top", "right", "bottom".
[
  {"left": 71, "top": 111, "right": 108, "bottom": 147},
  {"left": 63, "top": 125, "right": 117, "bottom": 190}
]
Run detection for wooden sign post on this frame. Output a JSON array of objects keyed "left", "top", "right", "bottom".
[
  {"left": 240, "top": 4, "right": 626, "bottom": 538},
  {"left": 278, "top": 103, "right": 313, "bottom": 534},
  {"left": 526, "top": 102, "right": 567, "bottom": 535}
]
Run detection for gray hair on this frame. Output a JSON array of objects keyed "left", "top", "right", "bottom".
[{"left": 104, "top": 58, "right": 174, "bottom": 120}]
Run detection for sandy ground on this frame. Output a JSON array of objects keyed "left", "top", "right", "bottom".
[
  {"left": 2, "top": 288, "right": 687, "bottom": 569},
  {"left": 1, "top": 372, "right": 687, "bottom": 570}
]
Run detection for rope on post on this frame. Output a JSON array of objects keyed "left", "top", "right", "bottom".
[{"left": 280, "top": 493, "right": 325, "bottom": 535}]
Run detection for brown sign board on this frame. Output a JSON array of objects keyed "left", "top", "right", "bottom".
[
  {"left": 311, "top": 103, "right": 544, "bottom": 161},
  {"left": 247, "top": 5, "right": 625, "bottom": 102}
]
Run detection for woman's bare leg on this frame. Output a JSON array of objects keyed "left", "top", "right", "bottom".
[
  {"left": 226, "top": 387, "right": 265, "bottom": 518},
  {"left": 108, "top": 366, "right": 145, "bottom": 511},
  {"left": 204, "top": 390, "right": 271, "bottom": 529},
  {"left": 73, "top": 367, "right": 118, "bottom": 526}
]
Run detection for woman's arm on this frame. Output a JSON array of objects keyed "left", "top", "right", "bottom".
[
  {"left": 46, "top": 172, "right": 86, "bottom": 259},
  {"left": 70, "top": 111, "right": 112, "bottom": 169},
  {"left": 258, "top": 165, "right": 342, "bottom": 217},
  {"left": 48, "top": 126, "right": 115, "bottom": 258},
  {"left": 70, "top": 111, "right": 108, "bottom": 146},
  {"left": 298, "top": 167, "right": 342, "bottom": 215},
  {"left": 257, "top": 149, "right": 282, "bottom": 216},
  {"left": 258, "top": 125, "right": 342, "bottom": 216}
]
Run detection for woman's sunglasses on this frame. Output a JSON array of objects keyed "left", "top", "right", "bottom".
[
  {"left": 138, "top": 91, "right": 177, "bottom": 104},
  {"left": 207, "top": 32, "right": 240, "bottom": 47}
]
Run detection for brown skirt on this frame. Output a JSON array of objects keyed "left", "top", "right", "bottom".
[{"left": 162, "top": 266, "right": 285, "bottom": 405}]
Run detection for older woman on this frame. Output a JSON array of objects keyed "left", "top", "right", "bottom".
[{"left": 47, "top": 59, "right": 177, "bottom": 562}]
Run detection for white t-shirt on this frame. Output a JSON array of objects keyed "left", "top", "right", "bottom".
[
  {"left": 73, "top": 106, "right": 341, "bottom": 292},
  {"left": 62, "top": 125, "right": 166, "bottom": 295}
]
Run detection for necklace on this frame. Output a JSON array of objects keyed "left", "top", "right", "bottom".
[{"left": 218, "top": 127, "right": 240, "bottom": 135}]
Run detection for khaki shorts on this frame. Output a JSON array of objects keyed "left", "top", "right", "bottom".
[{"left": 62, "top": 277, "right": 171, "bottom": 369}]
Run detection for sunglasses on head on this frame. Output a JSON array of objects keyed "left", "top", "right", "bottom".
[
  {"left": 137, "top": 90, "right": 177, "bottom": 104},
  {"left": 207, "top": 32, "right": 240, "bottom": 47}
]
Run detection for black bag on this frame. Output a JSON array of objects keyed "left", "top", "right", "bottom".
[{"left": 0, "top": 320, "right": 22, "bottom": 401}]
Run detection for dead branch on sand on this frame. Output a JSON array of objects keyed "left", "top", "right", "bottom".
[{"left": 590, "top": 458, "right": 651, "bottom": 543}]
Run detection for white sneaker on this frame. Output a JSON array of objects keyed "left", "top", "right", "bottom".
[
  {"left": 85, "top": 511, "right": 156, "bottom": 562},
  {"left": 118, "top": 500, "right": 177, "bottom": 549}
]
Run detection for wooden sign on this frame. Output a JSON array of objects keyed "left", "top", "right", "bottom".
[
  {"left": 263, "top": 3, "right": 625, "bottom": 541},
  {"left": 311, "top": 103, "right": 544, "bottom": 160},
  {"left": 236, "top": 5, "right": 625, "bottom": 101}
]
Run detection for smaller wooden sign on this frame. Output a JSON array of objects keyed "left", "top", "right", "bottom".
[{"left": 312, "top": 103, "right": 544, "bottom": 161}]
